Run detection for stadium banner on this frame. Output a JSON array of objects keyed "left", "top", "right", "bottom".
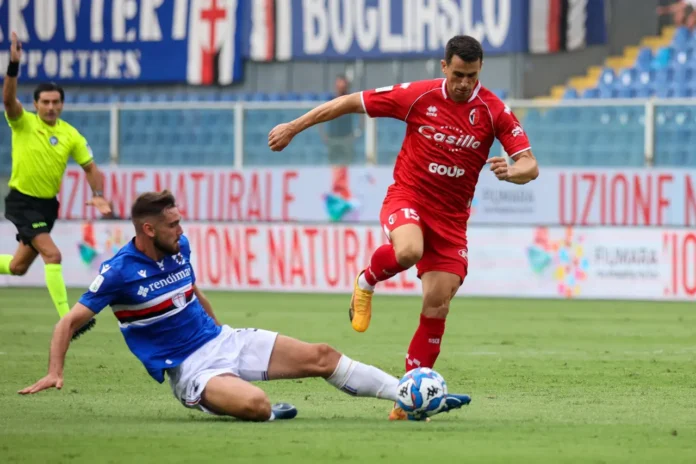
[
  {"left": 58, "top": 166, "right": 696, "bottom": 227},
  {"left": 0, "top": 0, "right": 244, "bottom": 85},
  {"left": 249, "top": 0, "right": 530, "bottom": 61},
  {"left": 528, "top": 0, "right": 607, "bottom": 54},
  {"left": 1, "top": 221, "right": 695, "bottom": 301}
]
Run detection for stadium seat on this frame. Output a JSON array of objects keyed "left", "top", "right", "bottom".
[
  {"left": 582, "top": 88, "right": 600, "bottom": 99},
  {"left": 562, "top": 88, "right": 578, "bottom": 100},
  {"left": 636, "top": 47, "right": 653, "bottom": 71},
  {"left": 672, "top": 27, "right": 691, "bottom": 51}
]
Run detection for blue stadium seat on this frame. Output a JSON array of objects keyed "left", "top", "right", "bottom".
[
  {"left": 562, "top": 88, "right": 578, "bottom": 100},
  {"left": 672, "top": 27, "right": 691, "bottom": 51},
  {"left": 582, "top": 88, "right": 600, "bottom": 99},
  {"left": 636, "top": 47, "right": 653, "bottom": 71},
  {"left": 651, "top": 47, "right": 673, "bottom": 70}
]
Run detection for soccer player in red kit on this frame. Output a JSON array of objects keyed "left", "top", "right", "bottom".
[{"left": 268, "top": 36, "right": 539, "bottom": 420}]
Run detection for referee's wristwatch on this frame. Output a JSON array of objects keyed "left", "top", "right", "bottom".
[{"left": 92, "top": 190, "right": 104, "bottom": 198}]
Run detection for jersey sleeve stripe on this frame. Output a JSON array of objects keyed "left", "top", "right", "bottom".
[{"left": 509, "top": 147, "right": 532, "bottom": 158}]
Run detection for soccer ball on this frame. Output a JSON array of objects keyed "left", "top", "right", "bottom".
[{"left": 396, "top": 367, "right": 448, "bottom": 417}]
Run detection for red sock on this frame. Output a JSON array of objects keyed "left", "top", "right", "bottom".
[
  {"left": 405, "top": 315, "right": 446, "bottom": 371},
  {"left": 363, "top": 244, "right": 408, "bottom": 286}
]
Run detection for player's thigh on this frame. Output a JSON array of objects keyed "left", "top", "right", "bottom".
[
  {"left": 380, "top": 202, "right": 425, "bottom": 266},
  {"left": 417, "top": 235, "right": 468, "bottom": 318},
  {"left": 30, "top": 233, "right": 62, "bottom": 264},
  {"left": 9, "top": 242, "right": 39, "bottom": 275},
  {"left": 200, "top": 374, "right": 272, "bottom": 421},
  {"left": 266, "top": 335, "right": 341, "bottom": 380}
]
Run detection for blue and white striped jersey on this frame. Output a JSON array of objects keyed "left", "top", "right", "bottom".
[{"left": 79, "top": 235, "right": 221, "bottom": 383}]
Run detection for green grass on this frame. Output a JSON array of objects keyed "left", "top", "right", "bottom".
[{"left": 1, "top": 288, "right": 695, "bottom": 463}]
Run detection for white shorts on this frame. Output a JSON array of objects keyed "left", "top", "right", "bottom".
[{"left": 166, "top": 325, "right": 278, "bottom": 414}]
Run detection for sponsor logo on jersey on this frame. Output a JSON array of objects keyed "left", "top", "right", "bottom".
[
  {"left": 146, "top": 267, "right": 192, "bottom": 292},
  {"left": 89, "top": 275, "right": 104, "bottom": 293},
  {"left": 418, "top": 125, "right": 481, "bottom": 150},
  {"left": 428, "top": 163, "right": 465, "bottom": 178}
]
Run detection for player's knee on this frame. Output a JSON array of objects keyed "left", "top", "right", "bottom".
[
  {"left": 394, "top": 243, "right": 423, "bottom": 268},
  {"left": 242, "top": 391, "right": 272, "bottom": 422},
  {"left": 9, "top": 261, "right": 29, "bottom": 276},
  {"left": 421, "top": 292, "right": 453, "bottom": 319},
  {"left": 41, "top": 249, "right": 62, "bottom": 265},
  {"left": 422, "top": 302, "right": 450, "bottom": 319},
  {"left": 313, "top": 343, "right": 341, "bottom": 377}
]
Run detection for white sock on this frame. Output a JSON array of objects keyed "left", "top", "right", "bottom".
[
  {"left": 326, "top": 355, "right": 398, "bottom": 401},
  {"left": 358, "top": 272, "right": 375, "bottom": 291}
]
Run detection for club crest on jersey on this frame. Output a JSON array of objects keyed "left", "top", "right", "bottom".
[
  {"left": 49, "top": 136, "right": 58, "bottom": 145},
  {"left": 172, "top": 292, "right": 187, "bottom": 309},
  {"left": 469, "top": 108, "right": 479, "bottom": 126}
]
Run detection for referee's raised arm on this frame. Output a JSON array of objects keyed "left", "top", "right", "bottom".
[{"left": 3, "top": 32, "right": 23, "bottom": 120}]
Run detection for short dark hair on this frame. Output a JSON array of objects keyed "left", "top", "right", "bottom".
[
  {"left": 445, "top": 35, "right": 484, "bottom": 64},
  {"left": 33, "top": 82, "right": 64, "bottom": 102},
  {"left": 131, "top": 190, "right": 177, "bottom": 223}
]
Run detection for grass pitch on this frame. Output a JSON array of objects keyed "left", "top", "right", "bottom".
[{"left": 1, "top": 288, "right": 695, "bottom": 463}]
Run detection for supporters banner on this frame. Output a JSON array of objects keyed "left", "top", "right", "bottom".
[
  {"left": 528, "top": 0, "right": 608, "bottom": 54},
  {"left": 1, "top": 221, "right": 695, "bottom": 302},
  {"left": 0, "top": 0, "right": 244, "bottom": 84},
  {"left": 58, "top": 166, "right": 696, "bottom": 227},
  {"left": 250, "top": 0, "right": 530, "bottom": 61}
]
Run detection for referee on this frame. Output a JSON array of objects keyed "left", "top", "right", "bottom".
[{"left": 1, "top": 33, "right": 112, "bottom": 339}]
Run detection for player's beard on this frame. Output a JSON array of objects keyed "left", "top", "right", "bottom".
[{"left": 153, "top": 236, "right": 179, "bottom": 256}]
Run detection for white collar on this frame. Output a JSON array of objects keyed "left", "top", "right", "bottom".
[{"left": 441, "top": 79, "right": 482, "bottom": 103}]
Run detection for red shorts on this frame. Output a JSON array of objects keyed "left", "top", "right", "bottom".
[{"left": 379, "top": 198, "right": 469, "bottom": 283}]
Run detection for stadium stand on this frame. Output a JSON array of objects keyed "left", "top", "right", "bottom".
[
  {"left": 0, "top": 88, "right": 509, "bottom": 174},
  {"left": 1, "top": 26, "right": 692, "bottom": 173}
]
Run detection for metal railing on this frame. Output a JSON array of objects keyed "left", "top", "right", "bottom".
[{"left": 46, "top": 98, "right": 696, "bottom": 167}]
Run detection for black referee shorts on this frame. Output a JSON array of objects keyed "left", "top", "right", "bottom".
[{"left": 4, "top": 189, "right": 60, "bottom": 246}]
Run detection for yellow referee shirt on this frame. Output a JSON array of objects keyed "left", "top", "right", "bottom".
[{"left": 5, "top": 110, "right": 94, "bottom": 199}]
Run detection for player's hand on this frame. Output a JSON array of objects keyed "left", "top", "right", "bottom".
[
  {"left": 268, "top": 123, "right": 297, "bottom": 151},
  {"left": 87, "top": 196, "right": 112, "bottom": 216},
  {"left": 10, "top": 32, "right": 22, "bottom": 62},
  {"left": 18, "top": 374, "right": 63, "bottom": 395},
  {"left": 487, "top": 157, "right": 510, "bottom": 181}
]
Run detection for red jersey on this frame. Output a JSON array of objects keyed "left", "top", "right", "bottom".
[{"left": 361, "top": 78, "right": 531, "bottom": 230}]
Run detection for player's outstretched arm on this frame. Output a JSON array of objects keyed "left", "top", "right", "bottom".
[
  {"left": 81, "top": 162, "right": 112, "bottom": 216},
  {"left": 487, "top": 150, "right": 539, "bottom": 185},
  {"left": 194, "top": 285, "right": 221, "bottom": 326},
  {"left": 506, "top": 150, "right": 539, "bottom": 184},
  {"left": 18, "top": 303, "right": 96, "bottom": 395},
  {"left": 3, "top": 32, "right": 24, "bottom": 120},
  {"left": 268, "top": 92, "right": 365, "bottom": 151}
]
